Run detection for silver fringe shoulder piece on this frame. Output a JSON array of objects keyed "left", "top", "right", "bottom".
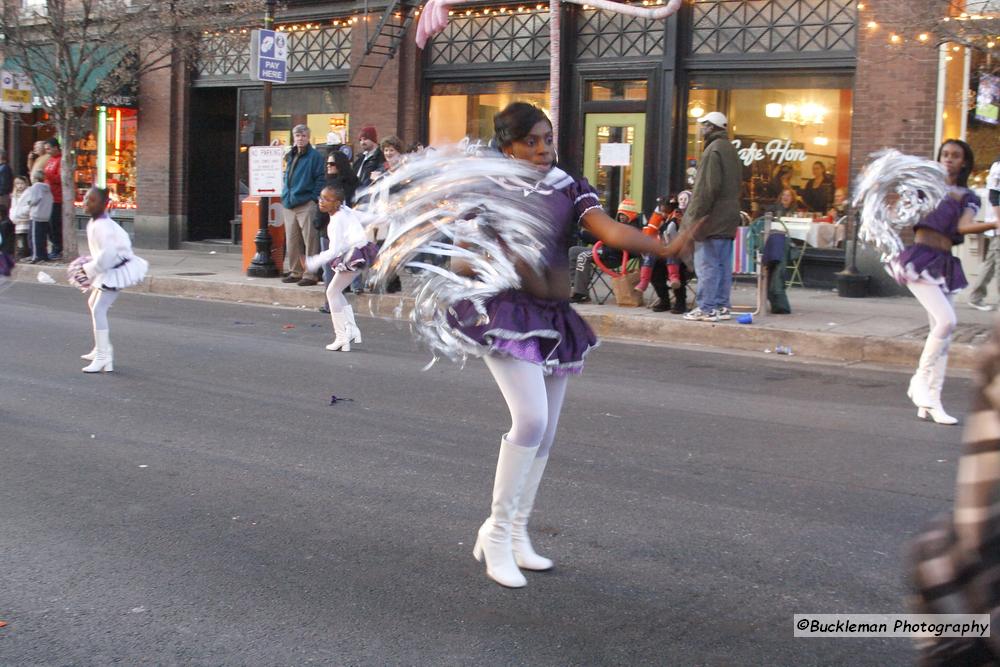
[
  {"left": 852, "top": 149, "right": 949, "bottom": 262},
  {"left": 354, "top": 143, "right": 553, "bottom": 366}
]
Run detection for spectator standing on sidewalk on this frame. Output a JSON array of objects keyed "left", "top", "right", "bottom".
[
  {"left": 28, "top": 140, "right": 48, "bottom": 180},
  {"left": 11, "top": 176, "right": 31, "bottom": 259},
  {"left": 969, "top": 155, "right": 1000, "bottom": 311},
  {"left": 24, "top": 171, "right": 53, "bottom": 264},
  {"left": 682, "top": 111, "right": 742, "bottom": 322},
  {"left": 43, "top": 138, "right": 63, "bottom": 260},
  {"left": 0, "top": 153, "right": 13, "bottom": 211},
  {"left": 280, "top": 125, "right": 326, "bottom": 286},
  {"left": 352, "top": 126, "right": 384, "bottom": 189}
]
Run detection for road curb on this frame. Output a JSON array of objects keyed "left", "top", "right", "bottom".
[{"left": 11, "top": 262, "right": 976, "bottom": 370}]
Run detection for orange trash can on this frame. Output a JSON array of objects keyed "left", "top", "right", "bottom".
[{"left": 241, "top": 196, "right": 286, "bottom": 273}]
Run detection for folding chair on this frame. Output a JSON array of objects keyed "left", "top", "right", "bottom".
[
  {"left": 588, "top": 263, "right": 614, "bottom": 304},
  {"left": 785, "top": 238, "right": 806, "bottom": 288},
  {"left": 587, "top": 243, "right": 633, "bottom": 304}
]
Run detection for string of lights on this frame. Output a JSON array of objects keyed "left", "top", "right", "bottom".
[
  {"left": 201, "top": 0, "right": 678, "bottom": 36},
  {"left": 858, "top": 1, "right": 999, "bottom": 50}
]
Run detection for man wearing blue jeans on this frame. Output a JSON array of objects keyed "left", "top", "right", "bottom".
[{"left": 682, "top": 111, "right": 742, "bottom": 322}]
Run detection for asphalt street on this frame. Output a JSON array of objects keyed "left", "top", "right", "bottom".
[{"left": 0, "top": 282, "right": 969, "bottom": 665}]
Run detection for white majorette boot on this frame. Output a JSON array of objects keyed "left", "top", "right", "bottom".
[
  {"left": 511, "top": 455, "right": 554, "bottom": 571},
  {"left": 919, "top": 352, "right": 959, "bottom": 425},
  {"left": 82, "top": 330, "right": 114, "bottom": 373},
  {"left": 908, "top": 335, "right": 947, "bottom": 411},
  {"left": 473, "top": 437, "right": 539, "bottom": 588},
  {"left": 325, "top": 311, "right": 351, "bottom": 351},
  {"left": 344, "top": 304, "right": 362, "bottom": 345},
  {"left": 81, "top": 328, "right": 112, "bottom": 361}
]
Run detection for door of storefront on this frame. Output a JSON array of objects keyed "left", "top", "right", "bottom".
[{"left": 583, "top": 112, "right": 645, "bottom": 220}]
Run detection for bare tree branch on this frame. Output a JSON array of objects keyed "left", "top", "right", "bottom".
[{"left": 0, "top": 0, "right": 260, "bottom": 256}]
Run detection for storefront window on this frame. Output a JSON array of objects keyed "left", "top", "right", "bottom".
[
  {"left": 73, "top": 106, "right": 138, "bottom": 209},
  {"left": 428, "top": 81, "right": 550, "bottom": 146},
  {"left": 932, "top": 40, "right": 1000, "bottom": 196},
  {"left": 237, "top": 86, "right": 347, "bottom": 200},
  {"left": 685, "top": 78, "right": 853, "bottom": 219},
  {"left": 587, "top": 80, "right": 647, "bottom": 102}
]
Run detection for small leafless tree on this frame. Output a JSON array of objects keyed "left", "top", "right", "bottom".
[{"left": 0, "top": 0, "right": 261, "bottom": 256}]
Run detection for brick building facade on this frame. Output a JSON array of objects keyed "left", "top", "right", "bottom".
[{"left": 7, "top": 0, "right": 970, "bottom": 258}]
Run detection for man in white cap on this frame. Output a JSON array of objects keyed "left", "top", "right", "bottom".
[{"left": 682, "top": 111, "right": 742, "bottom": 322}]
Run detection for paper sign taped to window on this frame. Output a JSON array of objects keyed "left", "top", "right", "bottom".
[{"left": 599, "top": 143, "right": 631, "bottom": 167}]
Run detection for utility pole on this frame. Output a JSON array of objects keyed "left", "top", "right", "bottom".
[{"left": 247, "top": 0, "right": 279, "bottom": 278}]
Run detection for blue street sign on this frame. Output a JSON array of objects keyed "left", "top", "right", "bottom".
[{"left": 250, "top": 29, "right": 288, "bottom": 84}]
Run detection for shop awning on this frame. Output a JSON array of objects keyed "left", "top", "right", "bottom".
[{"left": 3, "top": 44, "right": 137, "bottom": 109}]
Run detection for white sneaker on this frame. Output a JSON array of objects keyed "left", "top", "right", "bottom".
[
  {"left": 716, "top": 307, "right": 732, "bottom": 321},
  {"left": 683, "top": 307, "right": 718, "bottom": 322},
  {"left": 968, "top": 299, "right": 993, "bottom": 311}
]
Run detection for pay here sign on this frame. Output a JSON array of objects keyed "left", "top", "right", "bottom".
[{"left": 250, "top": 29, "right": 288, "bottom": 84}]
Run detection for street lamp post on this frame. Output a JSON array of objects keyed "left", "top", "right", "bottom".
[
  {"left": 247, "top": 0, "right": 279, "bottom": 278},
  {"left": 836, "top": 208, "right": 870, "bottom": 298}
]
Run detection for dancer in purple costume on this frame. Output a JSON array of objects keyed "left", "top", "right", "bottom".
[
  {"left": 889, "top": 140, "right": 997, "bottom": 424},
  {"left": 455, "top": 103, "right": 699, "bottom": 587}
]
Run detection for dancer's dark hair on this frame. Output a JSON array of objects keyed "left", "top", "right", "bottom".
[
  {"left": 493, "top": 103, "right": 551, "bottom": 149},
  {"left": 90, "top": 187, "right": 110, "bottom": 205},
  {"left": 938, "top": 139, "right": 975, "bottom": 188}
]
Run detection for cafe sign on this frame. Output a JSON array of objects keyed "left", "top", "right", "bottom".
[{"left": 732, "top": 138, "right": 808, "bottom": 167}]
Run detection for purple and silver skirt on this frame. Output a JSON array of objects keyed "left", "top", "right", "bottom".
[
  {"left": 331, "top": 242, "right": 378, "bottom": 273},
  {"left": 449, "top": 289, "right": 599, "bottom": 376},
  {"left": 887, "top": 243, "right": 967, "bottom": 294}
]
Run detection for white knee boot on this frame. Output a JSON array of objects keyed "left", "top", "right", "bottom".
[
  {"left": 81, "top": 328, "right": 112, "bottom": 361},
  {"left": 920, "top": 352, "right": 958, "bottom": 425},
  {"left": 511, "top": 456, "right": 554, "bottom": 571},
  {"left": 473, "top": 437, "right": 539, "bottom": 588},
  {"left": 908, "top": 335, "right": 947, "bottom": 410},
  {"left": 344, "top": 304, "right": 361, "bottom": 344},
  {"left": 326, "top": 311, "right": 351, "bottom": 351},
  {"left": 82, "top": 330, "right": 114, "bottom": 373}
]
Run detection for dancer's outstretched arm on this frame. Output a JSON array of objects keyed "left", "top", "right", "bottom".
[{"left": 581, "top": 208, "right": 702, "bottom": 260}]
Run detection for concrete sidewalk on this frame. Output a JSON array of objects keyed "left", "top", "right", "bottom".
[{"left": 10, "top": 243, "right": 998, "bottom": 370}]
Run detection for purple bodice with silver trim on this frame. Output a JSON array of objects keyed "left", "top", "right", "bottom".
[
  {"left": 491, "top": 167, "right": 601, "bottom": 268},
  {"left": 912, "top": 188, "right": 981, "bottom": 245}
]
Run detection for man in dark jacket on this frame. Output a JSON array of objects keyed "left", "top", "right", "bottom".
[
  {"left": 682, "top": 112, "right": 742, "bottom": 322},
  {"left": 0, "top": 153, "right": 13, "bottom": 210},
  {"left": 281, "top": 124, "right": 326, "bottom": 285},
  {"left": 352, "top": 125, "right": 384, "bottom": 189}
]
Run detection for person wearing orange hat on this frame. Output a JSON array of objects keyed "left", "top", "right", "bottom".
[{"left": 615, "top": 197, "right": 640, "bottom": 226}]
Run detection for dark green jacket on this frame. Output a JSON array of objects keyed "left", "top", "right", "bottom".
[{"left": 683, "top": 128, "right": 742, "bottom": 240}]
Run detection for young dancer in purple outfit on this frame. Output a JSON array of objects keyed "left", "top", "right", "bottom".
[
  {"left": 889, "top": 140, "right": 997, "bottom": 424},
  {"left": 451, "top": 103, "right": 699, "bottom": 587}
]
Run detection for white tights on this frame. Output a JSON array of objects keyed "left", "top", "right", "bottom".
[
  {"left": 907, "top": 279, "right": 956, "bottom": 340},
  {"left": 483, "top": 355, "right": 569, "bottom": 458},
  {"left": 325, "top": 271, "right": 356, "bottom": 313},
  {"left": 88, "top": 287, "right": 119, "bottom": 331}
]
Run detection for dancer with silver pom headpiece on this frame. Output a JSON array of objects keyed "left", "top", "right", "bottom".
[
  {"left": 359, "top": 103, "right": 699, "bottom": 589},
  {"left": 855, "top": 142, "right": 996, "bottom": 424}
]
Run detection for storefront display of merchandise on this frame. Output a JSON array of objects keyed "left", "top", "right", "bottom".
[{"left": 73, "top": 106, "right": 137, "bottom": 209}]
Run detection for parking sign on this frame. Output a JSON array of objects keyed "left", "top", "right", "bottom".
[
  {"left": 0, "top": 70, "right": 34, "bottom": 113},
  {"left": 250, "top": 29, "right": 288, "bottom": 84}
]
